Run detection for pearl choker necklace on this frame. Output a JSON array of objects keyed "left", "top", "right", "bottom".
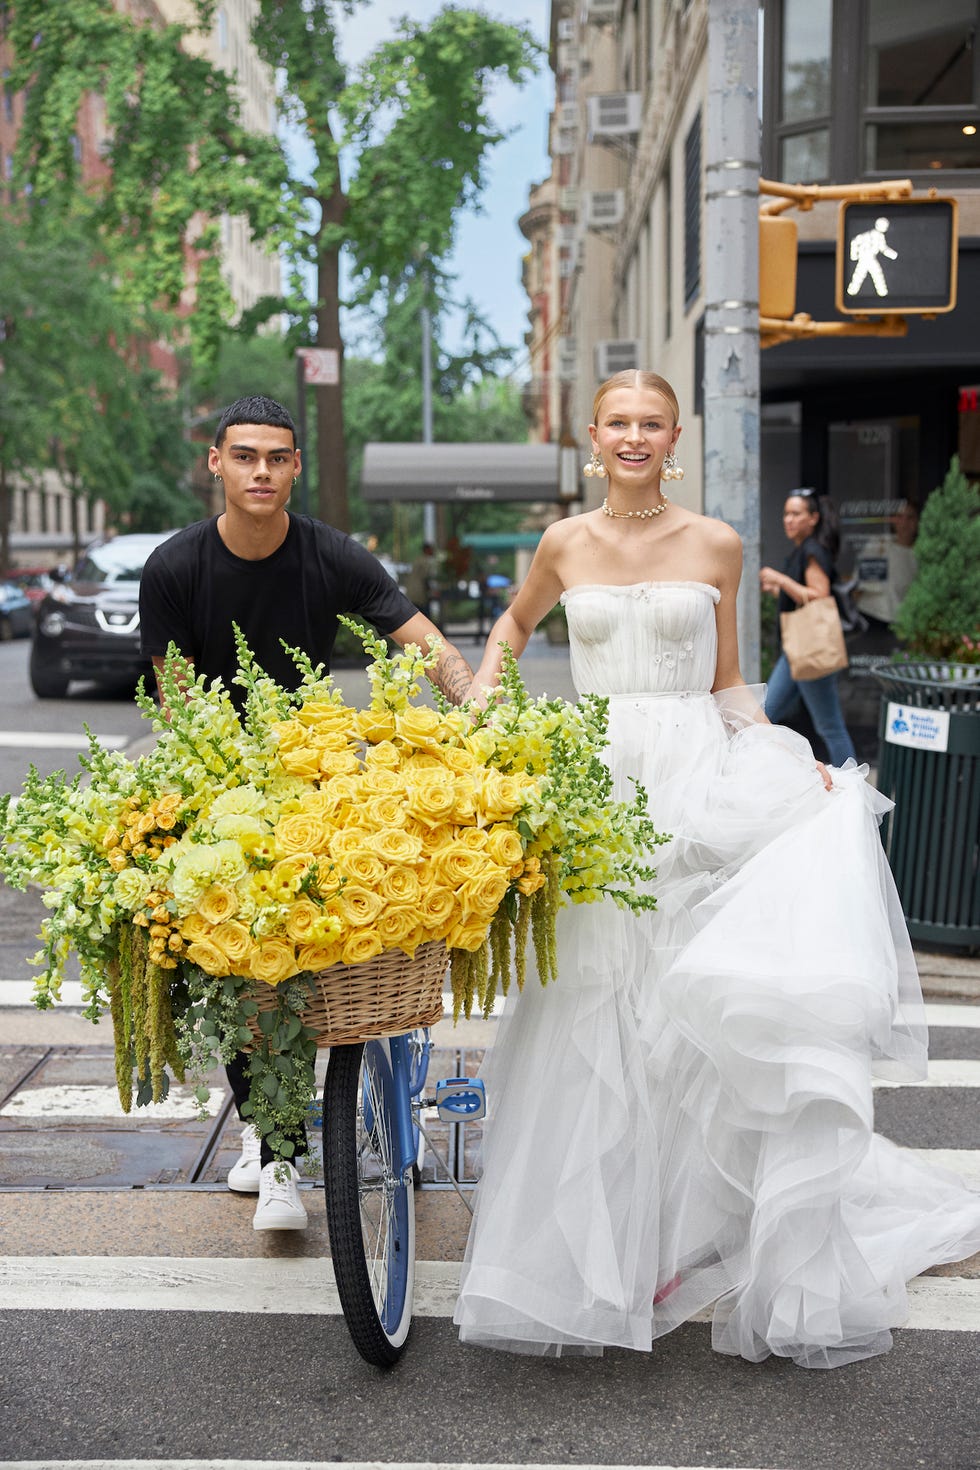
[{"left": 601, "top": 496, "right": 669, "bottom": 521}]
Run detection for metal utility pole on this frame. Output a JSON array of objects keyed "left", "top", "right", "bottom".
[
  {"left": 420, "top": 293, "right": 437, "bottom": 547},
  {"left": 703, "top": 0, "right": 761, "bottom": 680}
]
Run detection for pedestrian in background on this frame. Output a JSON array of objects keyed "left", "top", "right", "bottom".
[
  {"left": 760, "top": 488, "right": 857, "bottom": 766},
  {"left": 139, "top": 395, "right": 473, "bottom": 1231},
  {"left": 404, "top": 541, "right": 439, "bottom": 619}
]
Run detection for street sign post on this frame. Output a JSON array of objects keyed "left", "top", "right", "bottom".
[{"left": 836, "top": 199, "right": 958, "bottom": 316}]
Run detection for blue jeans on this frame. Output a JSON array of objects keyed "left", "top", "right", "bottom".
[{"left": 765, "top": 652, "right": 856, "bottom": 766}]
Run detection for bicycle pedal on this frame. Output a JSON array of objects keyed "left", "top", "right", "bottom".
[{"left": 434, "top": 1077, "right": 486, "bottom": 1122}]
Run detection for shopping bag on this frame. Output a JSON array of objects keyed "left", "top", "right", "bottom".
[{"left": 780, "top": 596, "right": 848, "bottom": 681}]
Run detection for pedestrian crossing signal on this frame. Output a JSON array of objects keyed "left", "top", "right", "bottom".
[{"left": 835, "top": 199, "right": 958, "bottom": 316}]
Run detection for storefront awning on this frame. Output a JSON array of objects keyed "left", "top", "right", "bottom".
[{"left": 361, "top": 442, "right": 573, "bottom": 503}]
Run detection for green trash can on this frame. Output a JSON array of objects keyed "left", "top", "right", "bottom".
[{"left": 874, "top": 662, "right": 980, "bottom": 950}]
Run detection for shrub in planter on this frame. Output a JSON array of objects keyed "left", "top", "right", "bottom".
[{"left": 893, "top": 456, "right": 980, "bottom": 664}]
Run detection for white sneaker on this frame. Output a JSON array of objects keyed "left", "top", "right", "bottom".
[
  {"left": 227, "top": 1124, "right": 262, "bottom": 1194},
  {"left": 253, "top": 1161, "right": 308, "bottom": 1231}
]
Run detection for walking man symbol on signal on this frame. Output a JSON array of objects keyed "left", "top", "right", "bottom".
[{"left": 846, "top": 216, "right": 898, "bottom": 297}]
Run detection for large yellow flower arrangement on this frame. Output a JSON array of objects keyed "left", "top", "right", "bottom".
[{"left": 0, "top": 621, "right": 664, "bottom": 1159}]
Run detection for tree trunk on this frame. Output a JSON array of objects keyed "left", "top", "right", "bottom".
[
  {"left": 315, "top": 181, "right": 349, "bottom": 531},
  {"left": 0, "top": 455, "right": 9, "bottom": 575}
]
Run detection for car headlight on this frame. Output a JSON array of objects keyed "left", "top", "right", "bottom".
[{"left": 39, "top": 612, "right": 66, "bottom": 637}]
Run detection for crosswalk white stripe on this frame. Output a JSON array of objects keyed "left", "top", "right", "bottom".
[
  {"left": 0, "top": 1256, "right": 977, "bottom": 1331},
  {"left": 0, "top": 730, "right": 129, "bottom": 749},
  {"left": 872, "top": 1059, "right": 980, "bottom": 1088},
  {"left": 0, "top": 1463, "right": 787, "bottom": 1470},
  {"left": 0, "top": 1083, "right": 224, "bottom": 1120}
]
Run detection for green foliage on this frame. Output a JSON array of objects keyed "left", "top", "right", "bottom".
[
  {"left": 9, "top": 0, "right": 296, "bottom": 376},
  {"left": 892, "top": 457, "right": 980, "bottom": 660},
  {"left": 0, "top": 211, "right": 200, "bottom": 548}
]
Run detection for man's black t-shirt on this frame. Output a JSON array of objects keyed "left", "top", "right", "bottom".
[
  {"left": 778, "top": 536, "right": 835, "bottom": 615},
  {"left": 139, "top": 514, "right": 416, "bottom": 709}
]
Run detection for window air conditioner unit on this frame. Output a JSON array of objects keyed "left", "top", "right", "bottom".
[
  {"left": 587, "top": 91, "right": 642, "bottom": 138},
  {"left": 553, "top": 127, "right": 577, "bottom": 156},
  {"left": 559, "top": 185, "right": 579, "bottom": 213},
  {"left": 585, "top": 0, "right": 620, "bottom": 20},
  {"left": 558, "top": 338, "right": 578, "bottom": 381},
  {"left": 559, "top": 255, "right": 576, "bottom": 279},
  {"left": 584, "top": 188, "right": 625, "bottom": 228},
  {"left": 594, "top": 338, "right": 642, "bottom": 377},
  {"left": 557, "top": 18, "right": 575, "bottom": 42},
  {"left": 556, "top": 101, "right": 578, "bottom": 130},
  {"left": 558, "top": 222, "right": 578, "bottom": 249}
]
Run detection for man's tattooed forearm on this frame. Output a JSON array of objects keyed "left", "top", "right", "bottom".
[{"left": 435, "top": 649, "right": 475, "bottom": 705}]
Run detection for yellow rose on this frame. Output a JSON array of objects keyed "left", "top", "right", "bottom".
[
  {"left": 517, "top": 870, "right": 546, "bottom": 896},
  {"left": 440, "top": 745, "right": 480, "bottom": 774},
  {"left": 395, "top": 707, "right": 445, "bottom": 750},
  {"left": 379, "top": 865, "right": 422, "bottom": 906},
  {"left": 296, "top": 700, "right": 353, "bottom": 730},
  {"left": 356, "top": 708, "right": 397, "bottom": 743},
  {"left": 419, "top": 825, "right": 457, "bottom": 857},
  {"left": 338, "top": 849, "right": 386, "bottom": 888},
  {"left": 197, "top": 883, "right": 239, "bottom": 926},
  {"left": 406, "top": 770, "right": 457, "bottom": 828},
  {"left": 279, "top": 746, "right": 322, "bottom": 779},
  {"left": 457, "top": 867, "right": 509, "bottom": 921},
  {"left": 360, "top": 793, "right": 407, "bottom": 831},
  {"left": 318, "top": 774, "right": 361, "bottom": 815},
  {"left": 181, "top": 912, "right": 215, "bottom": 944},
  {"left": 341, "top": 884, "right": 386, "bottom": 928},
  {"left": 477, "top": 770, "right": 535, "bottom": 823},
  {"left": 249, "top": 938, "right": 297, "bottom": 986},
  {"left": 485, "top": 824, "right": 524, "bottom": 868},
  {"left": 297, "top": 939, "right": 343, "bottom": 973},
  {"left": 375, "top": 905, "right": 418, "bottom": 949},
  {"left": 433, "top": 847, "right": 493, "bottom": 887},
  {"left": 210, "top": 920, "right": 254, "bottom": 968},
  {"left": 272, "top": 719, "right": 307, "bottom": 751},
  {"left": 416, "top": 887, "right": 457, "bottom": 931},
  {"left": 451, "top": 780, "right": 478, "bottom": 823},
  {"left": 445, "top": 917, "right": 491, "bottom": 952},
  {"left": 274, "top": 810, "right": 331, "bottom": 856},
  {"left": 456, "top": 827, "right": 489, "bottom": 851},
  {"left": 341, "top": 929, "right": 385, "bottom": 965},
  {"left": 284, "top": 896, "right": 323, "bottom": 943},
  {"left": 185, "top": 938, "right": 231, "bottom": 976},
  {"left": 362, "top": 742, "right": 401, "bottom": 773},
  {"left": 367, "top": 828, "right": 424, "bottom": 865},
  {"left": 318, "top": 747, "right": 362, "bottom": 778}
]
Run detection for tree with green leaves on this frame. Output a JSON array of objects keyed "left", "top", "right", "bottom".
[
  {"left": 893, "top": 457, "right": 980, "bottom": 661},
  {"left": 8, "top": 0, "right": 540, "bottom": 533},
  {"left": 0, "top": 212, "right": 200, "bottom": 564}
]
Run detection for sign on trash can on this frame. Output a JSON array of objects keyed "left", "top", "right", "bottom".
[{"left": 884, "top": 702, "right": 951, "bottom": 753}]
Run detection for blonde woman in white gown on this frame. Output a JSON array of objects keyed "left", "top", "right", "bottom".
[{"left": 454, "top": 370, "right": 980, "bottom": 1369}]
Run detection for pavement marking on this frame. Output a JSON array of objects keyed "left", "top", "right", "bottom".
[
  {"left": 0, "top": 1084, "right": 224, "bottom": 1121},
  {"left": 0, "top": 1255, "right": 977, "bottom": 1331},
  {"left": 0, "top": 730, "right": 130, "bottom": 750},
  {"left": 0, "top": 1463, "right": 790, "bottom": 1470},
  {"left": 873, "top": 1059, "right": 980, "bottom": 1088},
  {"left": 924, "top": 1003, "right": 980, "bottom": 1029},
  {"left": 915, "top": 1148, "right": 980, "bottom": 1186}
]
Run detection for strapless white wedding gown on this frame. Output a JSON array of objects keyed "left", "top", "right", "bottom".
[{"left": 454, "top": 582, "right": 980, "bottom": 1368}]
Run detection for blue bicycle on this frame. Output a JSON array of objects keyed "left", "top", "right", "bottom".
[{"left": 321, "top": 1029, "right": 485, "bottom": 1366}]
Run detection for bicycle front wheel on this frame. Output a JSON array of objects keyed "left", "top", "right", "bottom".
[{"left": 322, "top": 1040, "right": 415, "bottom": 1366}]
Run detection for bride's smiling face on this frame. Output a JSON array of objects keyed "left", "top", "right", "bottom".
[{"left": 590, "top": 388, "right": 680, "bottom": 485}]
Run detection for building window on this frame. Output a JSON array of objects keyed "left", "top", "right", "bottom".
[
  {"left": 765, "top": 0, "right": 980, "bottom": 181},
  {"left": 863, "top": 0, "right": 980, "bottom": 173},
  {"left": 683, "top": 111, "right": 701, "bottom": 308}
]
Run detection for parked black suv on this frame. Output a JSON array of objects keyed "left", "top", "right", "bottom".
[{"left": 29, "top": 531, "right": 177, "bottom": 698}]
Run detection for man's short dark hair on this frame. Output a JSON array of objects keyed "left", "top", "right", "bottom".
[{"left": 215, "top": 396, "right": 298, "bottom": 449}]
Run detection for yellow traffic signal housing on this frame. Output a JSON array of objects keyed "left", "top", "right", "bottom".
[
  {"left": 836, "top": 199, "right": 958, "bottom": 315},
  {"left": 759, "top": 213, "right": 798, "bottom": 319}
]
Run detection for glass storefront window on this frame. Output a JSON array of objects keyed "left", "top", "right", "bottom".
[
  {"left": 780, "top": 128, "right": 830, "bottom": 182},
  {"left": 866, "top": 1, "right": 976, "bottom": 109},
  {"left": 866, "top": 120, "right": 980, "bottom": 172},
  {"left": 779, "top": 0, "right": 832, "bottom": 122}
]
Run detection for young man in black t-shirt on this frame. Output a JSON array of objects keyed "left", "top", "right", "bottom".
[{"left": 140, "top": 394, "right": 474, "bottom": 1229}]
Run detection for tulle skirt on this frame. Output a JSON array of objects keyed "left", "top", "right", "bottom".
[{"left": 454, "top": 690, "right": 980, "bottom": 1367}]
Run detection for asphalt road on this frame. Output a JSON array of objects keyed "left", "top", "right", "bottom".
[{"left": 1, "top": 632, "right": 979, "bottom": 1470}]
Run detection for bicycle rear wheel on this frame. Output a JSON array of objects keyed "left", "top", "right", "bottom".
[{"left": 322, "top": 1040, "right": 415, "bottom": 1366}]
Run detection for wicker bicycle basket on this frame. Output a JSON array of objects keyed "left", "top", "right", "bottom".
[{"left": 250, "top": 938, "right": 449, "bottom": 1048}]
